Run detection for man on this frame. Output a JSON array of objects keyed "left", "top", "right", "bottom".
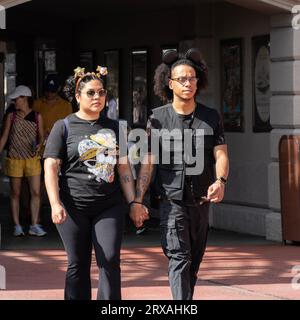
[
  {"left": 33, "top": 74, "right": 72, "bottom": 141},
  {"left": 33, "top": 74, "right": 72, "bottom": 207},
  {"left": 130, "top": 49, "right": 229, "bottom": 300}
]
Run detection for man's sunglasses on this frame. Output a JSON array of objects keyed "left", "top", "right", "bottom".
[{"left": 84, "top": 89, "right": 107, "bottom": 98}]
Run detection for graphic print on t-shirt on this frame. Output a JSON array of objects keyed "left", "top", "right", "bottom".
[{"left": 78, "top": 129, "right": 118, "bottom": 183}]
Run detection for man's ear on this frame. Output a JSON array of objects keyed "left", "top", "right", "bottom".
[{"left": 169, "top": 79, "right": 173, "bottom": 90}]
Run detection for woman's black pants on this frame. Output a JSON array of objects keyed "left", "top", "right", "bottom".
[{"left": 56, "top": 203, "right": 125, "bottom": 300}]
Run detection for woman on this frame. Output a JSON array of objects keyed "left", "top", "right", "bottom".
[
  {"left": 44, "top": 67, "right": 148, "bottom": 300},
  {"left": 0, "top": 85, "right": 46, "bottom": 237}
]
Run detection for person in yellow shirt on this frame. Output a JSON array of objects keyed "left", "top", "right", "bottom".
[
  {"left": 33, "top": 74, "right": 72, "bottom": 140},
  {"left": 33, "top": 74, "right": 73, "bottom": 207}
]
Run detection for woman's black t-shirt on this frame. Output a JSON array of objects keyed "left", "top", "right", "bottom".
[{"left": 44, "top": 113, "right": 123, "bottom": 211}]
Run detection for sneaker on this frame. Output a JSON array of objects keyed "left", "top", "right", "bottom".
[
  {"left": 136, "top": 226, "right": 147, "bottom": 235},
  {"left": 29, "top": 224, "right": 47, "bottom": 237},
  {"left": 13, "top": 225, "right": 25, "bottom": 237}
]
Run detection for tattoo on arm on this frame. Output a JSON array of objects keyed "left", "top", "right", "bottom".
[
  {"left": 118, "top": 165, "right": 135, "bottom": 203},
  {"left": 121, "top": 174, "right": 131, "bottom": 184},
  {"left": 136, "top": 189, "right": 142, "bottom": 198},
  {"left": 136, "top": 173, "right": 150, "bottom": 199}
]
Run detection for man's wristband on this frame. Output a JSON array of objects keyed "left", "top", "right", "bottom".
[
  {"left": 129, "top": 201, "right": 143, "bottom": 206},
  {"left": 216, "top": 177, "right": 227, "bottom": 185}
]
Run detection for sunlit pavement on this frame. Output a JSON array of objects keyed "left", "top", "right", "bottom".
[{"left": 0, "top": 226, "right": 299, "bottom": 300}]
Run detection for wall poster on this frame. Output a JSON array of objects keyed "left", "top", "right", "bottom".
[
  {"left": 220, "top": 38, "right": 243, "bottom": 132},
  {"left": 252, "top": 35, "right": 272, "bottom": 132}
]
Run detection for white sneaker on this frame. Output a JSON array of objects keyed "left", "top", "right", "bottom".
[
  {"left": 13, "top": 225, "right": 25, "bottom": 237},
  {"left": 29, "top": 224, "right": 47, "bottom": 237}
]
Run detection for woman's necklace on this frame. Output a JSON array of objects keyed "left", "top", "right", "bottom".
[
  {"left": 76, "top": 112, "right": 99, "bottom": 125},
  {"left": 87, "top": 119, "right": 98, "bottom": 126}
]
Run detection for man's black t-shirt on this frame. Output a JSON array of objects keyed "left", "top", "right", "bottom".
[
  {"left": 177, "top": 112, "right": 195, "bottom": 205},
  {"left": 147, "top": 103, "right": 226, "bottom": 202},
  {"left": 44, "top": 113, "right": 123, "bottom": 211}
]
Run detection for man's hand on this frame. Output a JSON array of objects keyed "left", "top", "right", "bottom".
[
  {"left": 207, "top": 180, "right": 225, "bottom": 203},
  {"left": 129, "top": 203, "right": 149, "bottom": 228}
]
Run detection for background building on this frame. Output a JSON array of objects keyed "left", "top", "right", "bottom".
[{"left": 1, "top": 0, "right": 300, "bottom": 243}]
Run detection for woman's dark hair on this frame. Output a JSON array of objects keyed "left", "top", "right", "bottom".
[
  {"left": 63, "top": 73, "right": 104, "bottom": 104},
  {"left": 153, "top": 48, "right": 208, "bottom": 103},
  {"left": 13, "top": 96, "right": 34, "bottom": 108}
]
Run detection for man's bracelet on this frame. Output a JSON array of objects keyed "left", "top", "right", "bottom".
[
  {"left": 129, "top": 201, "right": 143, "bottom": 206},
  {"left": 216, "top": 177, "right": 227, "bottom": 185}
]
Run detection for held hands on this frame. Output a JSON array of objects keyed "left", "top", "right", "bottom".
[
  {"left": 51, "top": 203, "right": 67, "bottom": 224},
  {"left": 129, "top": 203, "right": 149, "bottom": 228},
  {"left": 206, "top": 180, "right": 225, "bottom": 203}
]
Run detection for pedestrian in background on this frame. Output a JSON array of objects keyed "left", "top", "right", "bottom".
[{"left": 0, "top": 85, "right": 46, "bottom": 237}]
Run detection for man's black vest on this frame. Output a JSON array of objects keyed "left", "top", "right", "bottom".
[{"left": 150, "top": 103, "right": 222, "bottom": 201}]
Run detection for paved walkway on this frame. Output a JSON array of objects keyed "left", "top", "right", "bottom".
[
  {"left": 0, "top": 200, "right": 300, "bottom": 300},
  {"left": 0, "top": 228, "right": 299, "bottom": 300}
]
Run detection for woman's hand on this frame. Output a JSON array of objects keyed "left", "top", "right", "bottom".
[
  {"left": 129, "top": 203, "right": 149, "bottom": 228},
  {"left": 51, "top": 203, "right": 67, "bottom": 224}
]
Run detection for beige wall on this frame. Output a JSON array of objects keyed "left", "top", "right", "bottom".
[{"left": 214, "top": 3, "right": 271, "bottom": 207}]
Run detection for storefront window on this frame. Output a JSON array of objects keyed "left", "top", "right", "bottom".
[
  {"left": 4, "top": 52, "right": 17, "bottom": 111},
  {"left": 104, "top": 50, "right": 120, "bottom": 120},
  {"left": 44, "top": 50, "right": 56, "bottom": 72},
  {"left": 131, "top": 49, "right": 148, "bottom": 127}
]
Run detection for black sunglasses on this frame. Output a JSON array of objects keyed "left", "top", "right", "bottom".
[{"left": 84, "top": 89, "right": 107, "bottom": 98}]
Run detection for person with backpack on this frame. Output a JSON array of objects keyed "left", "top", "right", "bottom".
[
  {"left": 43, "top": 67, "right": 148, "bottom": 300},
  {"left": 0, "top": 85, "right": 47, "bottom": 237}
]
